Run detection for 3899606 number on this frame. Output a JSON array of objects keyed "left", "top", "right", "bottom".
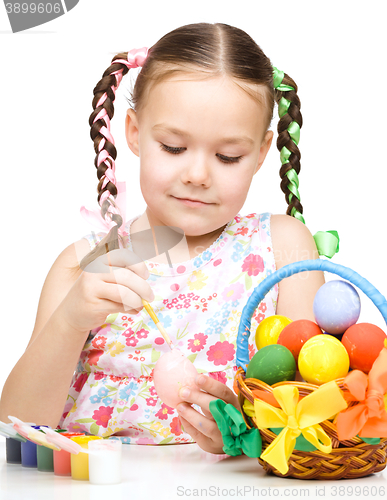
[
  {"left": 331, "top": 486, "right": 385, "bottom": 496},
  {"left": 5, "top": 3, "right": 61, "bottom": 14}
]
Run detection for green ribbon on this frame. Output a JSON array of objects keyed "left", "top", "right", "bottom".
[
  {"left": 273, "top": 66, "right": 304, "bottom": 223},
  {"left": 290, "top": 207, "right": 305, "bottom": 224},
  {"left": 209, "top": 399, "right": 262, "bottom": 458},
  {"left": 280, "top": 146, "right": 292, "bottom": 164},
  {"left": 276, "top": 84, "right": 295, "bottom": 92},
  {"left": 287, "top": 121, "right": 300, "bottom": 145},
  {"left": 272, "top": 67, "right": 285, "bottom": 89},
  {"left": 278, "top": 97, "right": 291, "bottom": 118},
  {"left": 359, "top": 436, "right": 381, "bottom": 445},
  {"left": 273, "top": 67, "right": 295, "bottom": 92},
  {"left": 285, "top": 168, "right": 299, "bottom": 188},
  {"left": 284, "top": 169, "right": 303, "bottom": 223},
  {"left": 271, "top": 427, "right": 317, "bottom": 452},
  {"left": 313, "top": 230, "right": 340, "bottom": 258},
  {"left": 288, "top": 184, "right": 301, "bottom": 204},
  {"left": 272, "top": 65, "right": 340, "bottom": 260}
]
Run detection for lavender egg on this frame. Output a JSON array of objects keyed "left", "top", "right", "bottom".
[{"left": 313, "top": 280, "right": 361, "bottom": 335}]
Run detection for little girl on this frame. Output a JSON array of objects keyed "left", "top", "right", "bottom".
[{"left": 0, "top": 22, "right": 326, "bottom": 454}]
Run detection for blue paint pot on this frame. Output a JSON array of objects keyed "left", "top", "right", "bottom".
[
  {"left": 21, "top": 439, "right": 37, "bottom": 468},
  {"left": 21, "top": 425, "right": 50, "bottom": 468}
]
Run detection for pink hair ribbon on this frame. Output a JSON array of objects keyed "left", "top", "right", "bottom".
[
  {"left": 80, "top": 181, "right": 128, "bottom": 237},
  {"left": 114, "top": 47, "right": 149, "bottom": 69},
  {"left": 92, "top": 47, "right": 149, "bottom": 193},
  {"left": 81, "top": 47, "right": 148, "bottom": 236}
]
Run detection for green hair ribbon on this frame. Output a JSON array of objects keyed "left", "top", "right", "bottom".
[
  {"left": 272, "top": 66, "right": 340, "bottom": 259},
  {"left": 209, "top": 399, "right": 262, "bottom": 458}
]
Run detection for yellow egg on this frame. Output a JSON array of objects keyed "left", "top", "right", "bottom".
[
  {"left": 298, "top": 335, "right": 349, "bottom": 385},
  {"left": 255, "top": 315, "right": 292, "bottom": 349}
]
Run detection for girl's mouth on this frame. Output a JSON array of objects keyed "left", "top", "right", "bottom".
[{"left": 173, "top": 197, "right": 212, "bottom": 207}]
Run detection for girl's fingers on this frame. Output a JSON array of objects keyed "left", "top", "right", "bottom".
[
  {"left": 179, "top": 387, "right": 216, "bottom": 418},
  {"left": 109, "top": 268, "right": 154, "bottom": 301},
  {"left": 200, "top": 407, "right": 214, "bottom": 420},
  {"left": 179, "top": 375, "right": 239, "bottom": 410},
  {"left": 177, "top": 408, "right": 225, "bottom": 455},
  {"left": 111, "top": 268, "right": 154, "bottom": 300},
  {"left": 94, "top": 299, "right": 135, "bottom": 315},
  {"left": 83, "top": 248, "right": 144, "bottom": 274},
  {"left": 96, "top": 265, "right": 150, "bottom": 289},
  {"left": 99, "top": 248, "right": 144, "bottom": 269},
  {"left": 196, "top": 375, "right": 238, "bottom": 406},
  {"left": 81, "top": 249, "right": 154, "bottom": 309},
  {"left": 178, "top": 414, "right": 202, "bottom": 442},
  {"left": 81, "top": 273, "right": 140, "bottom": 311},
  {"left": 83, "top": 249, "right": 150, "bottom": 284},
  {"left": 83, "top": 266, "right": 154, "bottom": 309},
  {"left": 177, "top": 404, "right": 220, "bottom": 440},
  {"left": 99, "top": 282, "right": 148, "bottom": 312}
]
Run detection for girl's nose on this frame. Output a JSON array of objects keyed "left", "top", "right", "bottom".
[{"left": 180, "top": 152, "right": 212, "bottom": 187}]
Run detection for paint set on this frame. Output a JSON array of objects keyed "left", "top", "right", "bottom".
[{"left": 0, "top": 417, "right": 122, "bottom": 484}]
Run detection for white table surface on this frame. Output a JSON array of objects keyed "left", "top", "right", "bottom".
[{"left": 1, "top": 440, "right": 387, "bottom": 500}]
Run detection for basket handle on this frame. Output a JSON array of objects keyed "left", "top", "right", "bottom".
[{"left": 236, "top": 259, "right": 387, "bottom": 371}]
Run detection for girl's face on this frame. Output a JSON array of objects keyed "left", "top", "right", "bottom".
[{"left": 125, "top": 75, "right": 273, "bottom": 253}]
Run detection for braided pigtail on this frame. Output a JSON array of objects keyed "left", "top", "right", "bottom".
[
  {"left": 78, "top": 48, "right": 149, "bottom": 271},
  {"left": 273, "top": 68, "right": 304, "bottom": 223},
  {"left": 272, "top": 67, "right": 339, "bottom": 258}
]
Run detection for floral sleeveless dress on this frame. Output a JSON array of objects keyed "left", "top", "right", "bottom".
[{"left": 58, "top": 212, "right": 279, "bottom": 444}]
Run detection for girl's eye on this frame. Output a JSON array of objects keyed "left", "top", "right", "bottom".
[
  {"left": 160, "top": 143, "right": 243, "bottom": 164},
  {"left": 160, "top": 144, "right": 184, "bottom": 155},
  {"left": 217, "top": 153, "right": 243, "bottom": 164}
]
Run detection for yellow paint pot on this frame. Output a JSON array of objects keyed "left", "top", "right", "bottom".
[{"left": 70, "top": 436, "right": 102, "bottom": 480}]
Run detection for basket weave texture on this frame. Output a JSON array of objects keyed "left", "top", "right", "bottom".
[{"left": 236, "top": 368, "right": 387, "bottom": 480}]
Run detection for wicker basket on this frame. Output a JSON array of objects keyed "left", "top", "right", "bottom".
[{"left": 235, "top": 259, "right": 387, "bottom": 480}]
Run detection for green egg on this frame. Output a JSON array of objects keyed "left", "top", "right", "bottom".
[{"left": 246, "top": 344, "right": 296, "bottom": 385}]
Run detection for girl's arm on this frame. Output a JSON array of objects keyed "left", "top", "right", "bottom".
[
  {"left": 0, "top": 239, "right": 91, "bottom": 427},
  {"left": 270, "top": 214, "right": 325, "bottom": 320},
  {"left": 176, "top": 213, "right": 325, "bottom": 454},
  {"left": 0, "top": 237, "right": 153, "bottom": 428}
]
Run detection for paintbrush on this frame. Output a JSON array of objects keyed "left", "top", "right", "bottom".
[{"left": 142, "top": 299, "right": 174, "bottom": 349}]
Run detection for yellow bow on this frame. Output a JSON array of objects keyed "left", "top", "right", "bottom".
[{"left": 243, "top": 381, "right": 347, "bottom": 474}]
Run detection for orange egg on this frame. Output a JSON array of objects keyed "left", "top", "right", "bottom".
[
  {"left": 341, "top": 323, "right": 387, "bottom": 373},
  {"left": 277, "top": 319, "right": 323, "bottom": 365}
]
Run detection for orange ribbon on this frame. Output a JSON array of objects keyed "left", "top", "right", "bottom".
[{"left": 336, "top": 347, "right": 387, "bottom": 440}]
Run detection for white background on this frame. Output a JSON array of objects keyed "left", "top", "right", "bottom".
[{"left": 0, "top": 1, "right": 386, "bottom": 403}]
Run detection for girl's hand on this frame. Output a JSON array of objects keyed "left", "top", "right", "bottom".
[
  {"left": 59, "top": 248, "right": 154, "bottom": 334},
  {"left": 176, "top": 374, "right": 240, "bottom": 455}
]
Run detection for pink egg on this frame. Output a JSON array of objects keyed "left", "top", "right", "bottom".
[{"left": 153, "top": 348, "right": 199, "bottom": 408}]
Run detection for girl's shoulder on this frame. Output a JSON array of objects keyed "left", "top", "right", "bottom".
[
  {"left": 270, "top": 213, "right": 315, "bottom": 242},
  {"left": 270, "top": 214, "right": 319, "bottom": 268}
]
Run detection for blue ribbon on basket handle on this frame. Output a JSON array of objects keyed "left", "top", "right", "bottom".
[{"left": 236, "top": 259, "right": 387, "bottom": 372}]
